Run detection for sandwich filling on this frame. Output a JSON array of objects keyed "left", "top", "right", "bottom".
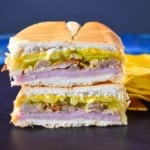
[
  {"left": 12, "top": 92, "right": 129, "bottom": 125},
  {"left": 6, "top": 48, "right": 123, "bottom": 71},
  {"left": 6, "top": 48, "right": 124, "bottom": 85}
]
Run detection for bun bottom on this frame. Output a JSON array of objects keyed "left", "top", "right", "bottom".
[{"left": 14, "top": 119, "right": 125, "bottom": 128}]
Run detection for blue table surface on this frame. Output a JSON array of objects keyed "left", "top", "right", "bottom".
[{"left": 0, "top": 34, "right": 150, "bottom": 65}]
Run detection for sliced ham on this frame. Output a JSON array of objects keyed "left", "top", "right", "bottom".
[
  {"left": 17, "top": 103, "right": 120, "bottom": 122},
  {"left": 17, "top": 111, "right": 121, "bottom": 122},
  {"left": 11, "top": 58, "right": 123, "bottom": 85},
  {"left": 14, "top": 67, "right": 121, "bottom": 83}
]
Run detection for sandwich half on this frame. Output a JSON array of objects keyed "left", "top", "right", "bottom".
[
  {"left": 11, "top": 84, "right": 129, "bottom": 128},
  {"left": 5, "top": 21, "right": 125, "bottom": 87}
]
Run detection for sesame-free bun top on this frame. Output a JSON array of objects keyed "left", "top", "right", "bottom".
[
  {"left": 8, "top": 21, "right": 124, "bottom": 53},
  {"left": 74, "top": 22, "right": 123, "bottom": 49},
  {"left": 15, "top": 21, "right": 72, "bottom": 42}
]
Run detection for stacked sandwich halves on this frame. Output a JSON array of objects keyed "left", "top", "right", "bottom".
[{"left": 5, "top": 21, "right": 130, "bottom": 128}]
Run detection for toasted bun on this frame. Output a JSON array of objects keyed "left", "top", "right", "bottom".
[
  {"left": 11, "top": 117, "right": 126, "bottom": 128},
  {"left": 66, "top": 21, "right": 81, "bottom": 36},
  {"left": 11, "top": 84, "right": 128, "bottom": 128},
  {"left": 15, "top": 21, "right": 72, "bottom": 42},
  {"left": 8, "top": 21, "right": 124, "bottom": 54},
  {"left": 74, "top": 22, "right": 123, "bottom": 50},
  {"left": 19, "top": 84, "right": 128, "bottom": 101}
]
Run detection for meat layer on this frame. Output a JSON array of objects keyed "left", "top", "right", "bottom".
[{"left": 12, "top": 67, "right": 122, "bottom": 87}]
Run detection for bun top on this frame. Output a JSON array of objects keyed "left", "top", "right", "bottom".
[
  {"left": 74, "top": 22, "right": 123, "bottom": 49},
  {"left": 9, "top": 21, "right": 124, "bottom": 52},
  {"left": 15, "top": 21, "right": 72, "bottom": 42}
]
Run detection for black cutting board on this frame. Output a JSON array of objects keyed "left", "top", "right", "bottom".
[{"left": 0, "top": 71, "right": 150, "bottom": 150}]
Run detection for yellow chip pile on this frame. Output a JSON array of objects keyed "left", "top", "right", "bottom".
[{"left": 125, "top": 54, "right": 150, "bottom": 111}]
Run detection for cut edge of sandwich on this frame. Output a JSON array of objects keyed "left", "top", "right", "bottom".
[{"left": 11, "top": 84, "right": 130, "bottom": 128}]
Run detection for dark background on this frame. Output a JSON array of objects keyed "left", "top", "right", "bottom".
[{"left": 0, "top": 0, "right": 150, "bottom": 34}]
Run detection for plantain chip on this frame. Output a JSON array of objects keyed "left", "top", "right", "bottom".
[
  {"left": 125, "top": 54, "right": 150, "bottom": 111},
  {"left": 125, "top": 75, "right": 150, "bottom": 91},
  {"left": 126, "top": 67, "right": 150, "bottom": 76},
  {"left": 125, "top": 54, "right": 150, "bottom": 76},
  {"left": 128, "top": 93, "right": 150, "bottom": 102},
  {"left": 124, "top": 76, "right": 134, "bottom": 84},
  {"left": 128, "top": 97, "right": 148, "bottom": 111},
  {"left": 125, "top": 54, "right": 150, "bottom": 68},
  {"left": 127, "top": 87, "right": 150, "bottom": 96}
]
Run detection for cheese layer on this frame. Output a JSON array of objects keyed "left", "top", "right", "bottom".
[
  {"left": 6, "top": 48, "right": 123, "bottom": 71},
  {"left": 15, "top": 94, "right": 128, "bottom": 113}
]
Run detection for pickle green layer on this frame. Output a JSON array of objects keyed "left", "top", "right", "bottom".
[
  {"left": 16, "top": 94, "right": 128, "bottom": 113},
  {"left": 6, "top": 48, "right": 123, "bottom": 71}
]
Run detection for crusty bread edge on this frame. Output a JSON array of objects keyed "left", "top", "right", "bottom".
[
  {"left": 12, "top": 118, "right": 127, "bottom": 128},
  {"left": 8, "top": 37, "right": 120, "bottom": 55},
  {"left": 19, "top": 83, "right": 128, "bottom": 102},
  {"left": 8, "top": 21, "right": 124, "bottom": 54}
]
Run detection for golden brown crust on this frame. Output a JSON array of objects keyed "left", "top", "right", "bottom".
[
  {"left": 15, "top": 21, "right": 72, "bottom": 42},
  {"left": 13, "top": 21, "right": 123, "bottom": 51},
  {"left": 74, "top": 22, "right": 124, "bottom": 50},
  {"left": 21, "top": 83, "right": 125, "bottom": 93}
]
